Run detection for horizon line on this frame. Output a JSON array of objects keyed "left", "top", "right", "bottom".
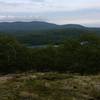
[{"left": 0, "top": 21, "right": 99, "bottom": 28}]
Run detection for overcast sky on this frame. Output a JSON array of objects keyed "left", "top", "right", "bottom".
[{"left": 0, "top": 0, "right": 100, "bottom": 26}]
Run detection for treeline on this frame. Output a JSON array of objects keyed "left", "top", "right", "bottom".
[
  {"left": 0, "top": 34, "right": 100, "bottom": 74},
  {"left": 1, "top": 27, "right": 99, "bottom": 46},
  {"left": 17, "top": 28, "right": 92, "bottom": 45}
]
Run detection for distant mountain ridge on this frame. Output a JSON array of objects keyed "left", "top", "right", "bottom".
[
  {"left": 0, "top": 21, "right": 57, "bottom": 33},
  {"left": 0, "top": 21, "right": 87, "bottom": 33},
  {"left": 61, "top": 24, "right": 86, "bottom": 29},
  {"left": 0, "top": 21, "right": 100, "bottom": 45}
]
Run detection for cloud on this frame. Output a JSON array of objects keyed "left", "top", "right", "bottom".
[
  {"left": 0, "top": 0, "right": 100, "bottom": 26},
  {"left": 31, "top": 0, "right": 45, "bottom": 2},
  {"left": 0, "top": 0, "right": 100, "bottom": 13},
  {"left": 0, "top": 0, "right": 45, "bottom": 3},
  {"left": 49, "top": 17, "right": 100, "bottom": 26},
  {"left": 0, "top": 15, "right": 45, "bottom": 22}
]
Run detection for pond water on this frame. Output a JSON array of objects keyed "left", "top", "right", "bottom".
[{"left": 28, "top": 45, "right": 59, "bottom": 48}]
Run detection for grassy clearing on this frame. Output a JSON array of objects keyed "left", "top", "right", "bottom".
[{"left": 0, "top": 72, "right": 100, "bottom": 100}]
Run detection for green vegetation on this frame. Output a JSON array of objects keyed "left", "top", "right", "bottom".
[
  {"left": 0, "top": 34, "right": 100, "bottom": 74},
  {"left": 0, "top": 72, "right": 100, "bottom": 100},
  {"left": 17, "top": 28, "right": 90, "bottom": 45},
  {"left": 0, "top": 22, "right": 100, "bottom": 45},
  {"left": 0, "top": 31, "right": 100, "bottom": 100},
  {"left": 1, "top": 27, "right": 100, "bottom": 46}
]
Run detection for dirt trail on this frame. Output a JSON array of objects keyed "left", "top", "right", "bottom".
[
  {"left": 0, "top": 73, "right": 37, "bottom": 84},
  {"left": 0, "top": 75, "right": 13, "bottom": 83}
]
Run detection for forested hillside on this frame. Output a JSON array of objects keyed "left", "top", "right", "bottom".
[
  {"left": 0, "top": 21, "right": 100, "bottom": 45},
  {"left": 0, "top": 34, "right": 100, "bottom": 74}
]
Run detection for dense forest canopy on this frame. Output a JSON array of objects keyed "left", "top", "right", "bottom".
[
  {"left": 0, "top": 22, "right": 100, "bottom": 46},
  {"left": 0, "top": 34, "right": 100, "bottom": 74}
]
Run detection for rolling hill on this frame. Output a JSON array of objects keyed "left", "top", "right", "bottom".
[
  {"left": 0, "top": 21, "right": 100, "bottom": 45},
  {"left": 0, "top": 21, "right": 86, "bottom": 33},
  {"left": 0, "top": 21, "right": 58, "bottom": 33}
]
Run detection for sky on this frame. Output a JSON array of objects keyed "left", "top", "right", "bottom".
[{"left": 0, "top": 0, "right": 100, "bottom": 26}]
